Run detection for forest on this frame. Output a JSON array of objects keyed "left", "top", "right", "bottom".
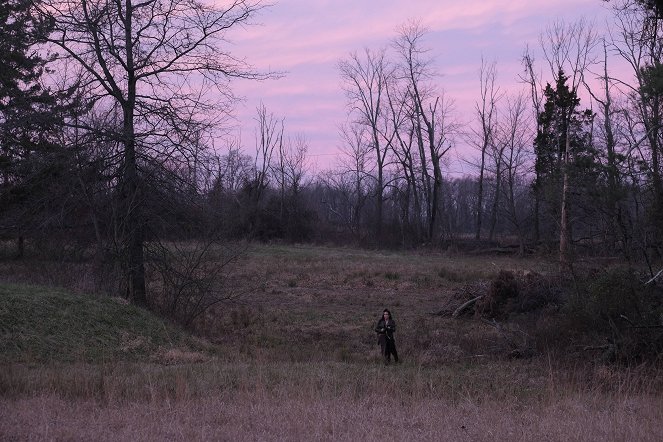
[
  {"left": 2, "top": 1, "right": 663, "bottom": 439},
  {"left": 1, "top": 0, "right": 662, "bottom": 311}
]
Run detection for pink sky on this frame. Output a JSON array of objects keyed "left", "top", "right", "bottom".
[{"left": 229, "top": 0, "right": 616, "bottom": 174}]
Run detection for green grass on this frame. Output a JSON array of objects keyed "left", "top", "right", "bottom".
[
  {"left": 384, "top": 271, "right": 400, "bottom": 280},
  {"left": 0, "top": 283, "right": 206, "bottom": 363}
]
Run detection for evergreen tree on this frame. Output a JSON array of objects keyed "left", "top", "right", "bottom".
[
  {"left": 533, "top": 70, "right": 596, "bottom": 241},
  {"left": 0, "top": 0, "right": 58, "bottom": 165},
  {"left": 636, "top": 0, "right": 663, "bottom": 18},
  {"left": 0, "top": 0, "right": 67, "bottom": 256}
]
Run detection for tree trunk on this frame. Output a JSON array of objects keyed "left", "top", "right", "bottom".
[
  {"left": 559, "top": 138, "right": 571, "bottom": 271},
  {"left": 476, "top": 120, "right": 493, "bottom": 242},
  {"left": 648, "top": 107, "right": 663, "bottom": 240},
  {"left": 375, "top": 137, "right": 384, "bottom": 241},
  {"left": 122, "top": 104, "right": 147, "bottom": 306},
  {"left": 408, "top": 159, "right": 423, "bottom": 241},
  {"left": 476, "top": 156, "right": 485, "bottom": 240},
  {"left": 122, "top": 2, "right": 147, "bottom": 307},
  {"left": 489, "top": 161, "right": 502, "bottom": 242},
  {"left": 430, "top": 158, "right": 442, "bottom": 241},
  {"left": 414, "top": 111, "right": 432, "bottom": 240},
  {"left": 16, "top": 236, "right": 24, "bottom": 259}
]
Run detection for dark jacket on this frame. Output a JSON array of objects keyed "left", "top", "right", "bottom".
[{"left": 375, "top": 318, "right": 396, "bottom": 342}]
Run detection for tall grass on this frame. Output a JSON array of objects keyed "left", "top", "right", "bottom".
[
  {"left": 4, "top": 357, "right": 662, "bottom": 402},
  {"left": 2, "top": 360, "right": 663, "bottom": 441},
  {"left": 6, "top": 393, "right": 662, "bottom": 441}
]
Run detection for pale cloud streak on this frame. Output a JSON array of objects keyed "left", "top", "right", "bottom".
[{"left": 225, "top": 0, "right": 615, "bottom": 168}]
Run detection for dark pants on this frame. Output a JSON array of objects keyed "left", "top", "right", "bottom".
[{"left": 378, "top": 335, "right": 399, "bottom": 364}]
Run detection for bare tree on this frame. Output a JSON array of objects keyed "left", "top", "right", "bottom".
[
  {"left": 333, "top": 122, "right": 373, "bottom": 238},
  {"left": 339, "top": 48, "right": 392, "bottom": 240},
  {"left": 252, "top": 102, "right": 282, "bottom": 204},
  {"left": 494, "top": 93, "right": 534, "bottom": 254},
  {"left": 583, "top": 37, "right": 631, "bottom": 254},
  {"left": 272, "top": 133, "right": 311, "bottom": 239},
  {"left": 280, "top": 135, "right": 310, "bottom": 198},
  {"left": 149, "top": 224, "right": 247, "bottom": 326},
  {"left": 520, "top": 46, "right": 544, "bottom": 243},
  {"left": 215, "top": 137, "right": 253, "bottom": 193},
  {"left": 609, "top": 0, "right": 663, "bottom": 251},
  {"left": 393, "top": 22, "right": 454, "bottom": 242},
  {"left": 471, "top": 57, "right": 502, "bottom": 241},
  {"left": 538, "top": 18, "right": 597, "bottom": 270},
  {"left": 386, "top": 82, "right": 425, "bottom": 240},
  {"left": 37, "top": 0, "right": 268, "bottom": 306}
]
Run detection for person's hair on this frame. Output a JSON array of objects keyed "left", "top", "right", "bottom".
[{"left": 382, "top": 309, "right": 392, "bottom": 319}]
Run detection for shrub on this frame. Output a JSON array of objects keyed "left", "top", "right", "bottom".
[
  {"left": 569, "top": 268, "right": 661, "bottom": 332},
  {"left": 474, "top": 271, "right": 564, "bottom": 320},
  {"left": 565, "top": 267, "right": 663, "bottom": 363},
  {"left": 517, "top": 272, "right": 564, "bottom": 313},
  {"left": 437, "top": 267, "right": 463, "bottom": 282},
  {"left": 475, "top": 270, "right": 519, "bottom": 318}
]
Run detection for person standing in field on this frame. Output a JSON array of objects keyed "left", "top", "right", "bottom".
[{"left": 375, "top": 308, "right": 399, "bottom": 364}]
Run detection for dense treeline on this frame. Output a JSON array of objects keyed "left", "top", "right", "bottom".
[{"left": 0, "top": 0, "right": 662, "bottom": 307}]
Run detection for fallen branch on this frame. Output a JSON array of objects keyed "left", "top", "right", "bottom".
[
  {"left": 645, "top": 268, "right": 663, "bottom": 285},
  {"left": 619, "top": 314, "right": 635, "bottom": 326},
  {"left": 452, "top": 295, "right": 483, "bottom": 318},
  {"left": 621, "top": 314, "right": 663, "bottom": 329}
]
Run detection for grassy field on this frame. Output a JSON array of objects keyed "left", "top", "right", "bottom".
[{"left": 1, "top": 244, "right": 662, "bottom": 441}]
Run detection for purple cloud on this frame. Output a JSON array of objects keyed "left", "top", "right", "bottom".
[{"left": 228, "top": 0, "right": 616, "bottom": 170}]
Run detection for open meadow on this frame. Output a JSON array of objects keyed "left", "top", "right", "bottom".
[{"left": 1, "top": 244, "right": 663, "bottom": 441}]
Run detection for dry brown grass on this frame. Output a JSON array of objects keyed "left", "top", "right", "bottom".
[
  {"left": 2, "top": 378, "right": 662, "bottom": 441},
  {"left": 0, "top": 395, "right": 660, "bottom": 441},
  {"left": 190, "top": 244, "right": 561, "bottom": 365},
  {"left": 2, "top": 243, "right": 662, "bottom": 440},
  {"left": 3, "top": 359, "right": 663, "bottom": 441}
]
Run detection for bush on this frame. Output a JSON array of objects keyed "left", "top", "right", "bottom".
[
  {"left": 566, "top": 267, "right": 663, "bottom": 363},
  {"left": 474, "top": 270, "right": 562, "bottom": 319},
  {"left": 569, "top": 268, "right": 660, "bottom": 331},
  {"left": 475, "top": 270, "right": 519, "bottom": 318}
]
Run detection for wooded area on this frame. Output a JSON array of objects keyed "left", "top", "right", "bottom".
[{"left": 1, "top": 0, "right": 662, "bottom": 309}]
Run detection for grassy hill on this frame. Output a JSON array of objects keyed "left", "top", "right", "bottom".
[{"left": 0, "top": 283, "right": 208, "bottom": 364}]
